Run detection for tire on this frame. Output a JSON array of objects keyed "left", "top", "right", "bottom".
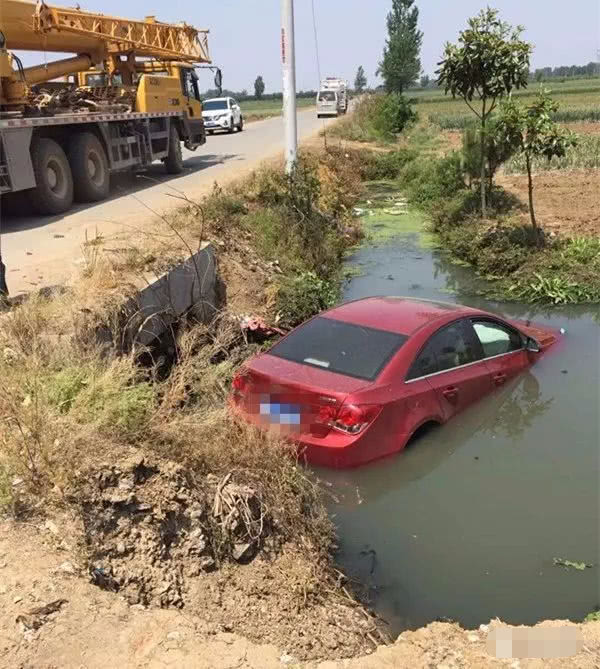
[
  {"left": 68, "top": 132, "right": 110, "bottom": 202},
  {"left": 164, "top": 124, "right": 184, "bottom": 174},
  {"left": 227, "top": 118, "right": 234, "bottom": 134},
  {"left": 30, "top": 137, "right": 74, "bottom": 215},
  {"left": 207, "top": 130, "right": 214, "bottom": 135},
  {"left": 237, "top": 116, "right": 244, "bottom": 132}
]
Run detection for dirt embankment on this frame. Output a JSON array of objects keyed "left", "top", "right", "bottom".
[{"left": 2, "top": 517, "right": 600, "bottom": 668}]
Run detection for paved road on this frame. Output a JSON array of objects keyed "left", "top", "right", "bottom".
[{"left": 1, "top": 109, "right": 332, "bottom": 295}]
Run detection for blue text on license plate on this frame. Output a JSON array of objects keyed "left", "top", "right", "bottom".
[{"left": 259, "top": 402, "right": 301, "bottom": 425}]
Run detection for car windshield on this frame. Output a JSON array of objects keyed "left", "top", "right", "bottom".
[
  {"left": 269, "top": 317, "right": 407, "bottom": 380},
  {"left": 318, "top": 91, "right": 336, "bottom": 102},
  {"left": 203, "top": 100, "right": 228, "bottom": 110}
]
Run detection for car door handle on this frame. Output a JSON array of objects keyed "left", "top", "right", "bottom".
[
  {"left": 493, "top": 373, "right": 507, "bottom": 386},
  {"left": 442, "top": 386, "right": 458, "bottom": 400}
]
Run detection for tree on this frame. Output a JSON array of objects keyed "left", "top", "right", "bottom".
[
  {"left": 377, "top": 0, "right": 423, "bottom": 94},
  {"left": 254, "top": 75, "right": 265, "bottom": 100},
  {"left": 497, "top": 92, "right": 577, "bottom": 241},
  {"left": 420, "top": 74, "right": 430, "bottom": 88},
  {"left": 354, "top": 65, "right": 367, "bottom": 93},
  {"left": 437, "top": 8, "right": 532, "bottom": 217}
]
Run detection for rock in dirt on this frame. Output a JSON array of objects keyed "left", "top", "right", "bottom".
[
  {"left": 16, "top": 599, "right": 68, "bottom": 632},
  {"left": 77, "top": 453, "right": 268, "bottom": 609}
]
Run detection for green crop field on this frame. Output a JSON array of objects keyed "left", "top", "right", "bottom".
[
  {"left": 410, "top": 78, "right": 600, "bottom": 129},
  {"left": 240, "top": 97, "right": 315, "bottom": 120}
]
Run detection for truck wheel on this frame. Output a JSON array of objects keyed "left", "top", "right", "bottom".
[
  {"left": 69, "top": 132, "right": 110, "bottom": 202},
  {"left": 30, "top": 137, "right": 74, "bottom": 215},
  {"left": 164, "top": 125, "right": 184, "bottom": 174}
]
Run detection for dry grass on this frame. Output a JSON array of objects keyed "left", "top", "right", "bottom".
[{"left": 0, "top": 149, "right": 370, "bottom": 629}]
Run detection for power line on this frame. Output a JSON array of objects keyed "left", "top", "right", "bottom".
[
  {"left": 311, "top": 0, "right": 328, "bottom": 147},
  {"left": 311, "top": 0, "right": 322, "bottom": 84}
]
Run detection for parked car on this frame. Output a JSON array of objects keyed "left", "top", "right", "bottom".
[
  {"left": 202, "top": 97, "right": 243, "bottom": 134},
  {"left": 230, "top": 297, "right": 559, "bottom": 468}
]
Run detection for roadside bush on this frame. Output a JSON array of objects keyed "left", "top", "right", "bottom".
[
  {"left": 360, "top": 148, "right": 418, "bottom": 180},
  {"left": 329, "top": 93, "right": 417, "bottom": 143},
  {"left": 272, "top": 271, "right": 338, "bottom": 329},
  {"left": 372, "top": 93, "right": 418, "bottom": 138},
  {"left": 401, "top": 151, "right": 466, "bottom": 208},
  {"left": 440, "top": 219, "right": 540, "bottom": 277}
]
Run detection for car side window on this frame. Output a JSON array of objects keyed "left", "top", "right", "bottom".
[
  {"left": 472, "top": 319, "right": 524, "bottom": 358},
  {"left": 407, "top": 320, "right": 481, "bottom": 381}
]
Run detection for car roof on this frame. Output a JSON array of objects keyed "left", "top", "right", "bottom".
[
  {"left": 204, "top": 97, "right": 228, "bottom": 102},
  {"left": 322, "top": 296, "right": 482, "bottom": 336}
]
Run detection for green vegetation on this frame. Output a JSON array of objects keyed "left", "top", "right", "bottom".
[
  {"left": 254, "top": 75, "right": 265, "bottom": 100},
  {"left": 240, "top": 96, "right": 314, "bottom": 121},
  {"left": 330, "top": 93, "right": 417, "bottom": 143},
  {"left": 352, "top": 108, "right": 599, "bottom": 305},
  {"left": 437, "top": 7, "right": 532, "bottom": 216},
  {"left": 505, "top": 133, "right": 600, "bottom": 172},
  {"left": 377, "top": 0, "right": 423, "bottom": 93},
  {"left": 354, "top": 65, "right": 367, "bottom": 94},
  {"left": 414, "top": 82, "right": 600, "bottom": 128},
  {"left": 495, "top": 92, "right": 578, "bottom": 234}
]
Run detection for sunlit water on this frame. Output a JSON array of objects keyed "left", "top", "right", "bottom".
[{"left": 316, "top": 196, "right": 600, "bottom": 634}]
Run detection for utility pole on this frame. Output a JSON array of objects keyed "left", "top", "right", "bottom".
[
  {"left": 0, "top": 216, "right": 7, "bottom": 300},
  {"left": 281, "top": 0, "right": 297, "bottom": 174}
]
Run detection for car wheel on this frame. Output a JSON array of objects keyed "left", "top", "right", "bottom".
[
  {"left": 237, "top": 116, "right": 244, "bottom": 132},
  {"left": 227, "top": 119, "right": 234, "bottom": 134},
  {"left": 207, "top": 130, "right": 214, "bottom": 135}
]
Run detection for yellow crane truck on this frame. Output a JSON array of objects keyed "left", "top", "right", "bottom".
[{"left": 0, "top": 0, "right": 221, "bottom": 215}]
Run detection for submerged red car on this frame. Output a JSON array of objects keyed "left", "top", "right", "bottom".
[{"left": 231, "top": 297, "right": 559, "bottom": 468}]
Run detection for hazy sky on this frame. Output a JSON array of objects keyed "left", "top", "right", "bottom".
[{"left": 14, "top": 1, "right": 600, "bottom": 92}]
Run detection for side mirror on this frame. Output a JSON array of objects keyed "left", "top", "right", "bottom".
[
  {"left": 526, "top": 337, "right": 540, "bottom": 353},
  {"left": 214, "top": 68, "right": 223, "bottom": 95}
]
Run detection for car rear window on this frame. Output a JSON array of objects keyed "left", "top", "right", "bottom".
[{"left": 269, "top": 317, "right": 407, "bottom": 380}]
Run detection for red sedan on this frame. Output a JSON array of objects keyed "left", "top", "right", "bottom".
[{"left": 231, "top": 297, "right": 559, "bottom": 468}]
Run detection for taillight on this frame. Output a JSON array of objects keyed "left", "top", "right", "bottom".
[
  {"left": 330, "top": 404, "right": 381, "bottom": 435},
  {"left": 317, "top": 405, "right": 337, "bottom": 423},
  {"left": 232, "top": 373, "right": 248, "bottom": 397}
]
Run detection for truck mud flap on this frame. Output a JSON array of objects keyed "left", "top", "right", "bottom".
[{"left": 0, "top": 128, "right": 35, "bottom": 193}]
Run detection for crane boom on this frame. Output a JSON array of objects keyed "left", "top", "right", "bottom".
[{"left": 1, "top": 1, "right": 211, "bottom": 63}]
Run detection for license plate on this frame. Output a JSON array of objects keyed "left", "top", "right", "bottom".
[{"left": 259, "top": 401, "right": 301, "bottom": 425}]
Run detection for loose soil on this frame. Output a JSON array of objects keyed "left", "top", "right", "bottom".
[
  {"left": 2, "top": 518, "right": 599, "bottom": 667},
  {"left": 496, "top": 169, "right": 600, "bottom": 238},
  {"left": 1, "top": 449, "right": 381, "bottom": 665}
]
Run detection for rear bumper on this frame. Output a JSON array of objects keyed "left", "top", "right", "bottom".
[{"left": 229, "top": 397, "right": 403, "bottom": 468}]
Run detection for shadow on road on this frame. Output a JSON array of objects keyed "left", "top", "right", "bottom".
[{"left": 1, "top": 153, "right": 239, "bottom": 233}]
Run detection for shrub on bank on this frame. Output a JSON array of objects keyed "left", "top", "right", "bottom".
[{"left": 329, "top": 93, "right": 417, "bottom": 143}]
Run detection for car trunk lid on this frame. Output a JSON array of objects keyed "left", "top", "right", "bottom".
[{"left": 235, "top": 354, "right": 372, "bottom": 437}]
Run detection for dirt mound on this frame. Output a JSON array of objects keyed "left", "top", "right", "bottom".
[{"left": 78, "top": 453, "right": 269, "bottom": 608}]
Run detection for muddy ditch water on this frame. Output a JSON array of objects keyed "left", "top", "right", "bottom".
[{"left": 317, "top": 183, "right": 600, "bottom": 635}]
